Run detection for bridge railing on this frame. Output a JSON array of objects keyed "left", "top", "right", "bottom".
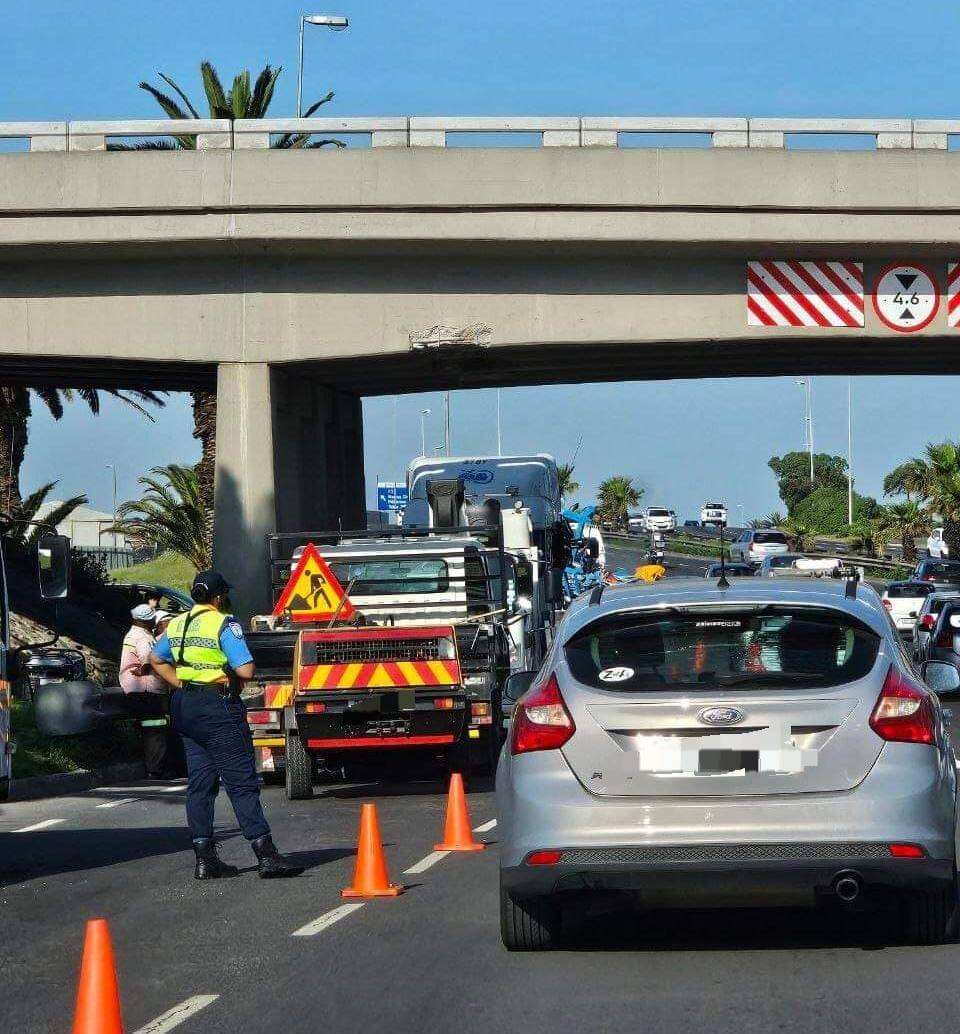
[{"left": 3, "top": 118, "right": 960, "bottom": 151}]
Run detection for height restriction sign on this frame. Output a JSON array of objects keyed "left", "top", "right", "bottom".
[{"left": 872, "top": 263, "right": 940, "bottom": 333}]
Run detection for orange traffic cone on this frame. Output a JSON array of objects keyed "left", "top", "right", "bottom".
[
  {"left": 72, "top": 918, "right": 124, "bottom": 1034},
  {"left": 434, "top": 773, "right": 485, "bottom": 852},
  {"left": 341, "top": 803, "right": 403, "bottom": 898}
]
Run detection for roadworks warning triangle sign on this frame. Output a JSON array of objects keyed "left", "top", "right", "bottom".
[{"left": 273, "top": 542, "right": 356, "bottom": 623}]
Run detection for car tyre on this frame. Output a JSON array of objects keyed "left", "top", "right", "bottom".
[
  {"left": 898, "top": 883, "right": 957, "bottom": 945},
  {"left": 500, "top": 876, "right": 560, "bottom": 951},
  {"left": 284, "top": 730, "right": 313, "bottom": 801}
]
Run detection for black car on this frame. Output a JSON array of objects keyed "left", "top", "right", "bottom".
[
  {"left": 93, "top": 583, "right": 193, "bottom": 632},
  {"left": 913, "top": 559, "right": 960, "bottom": 589},
  {"left": 683, "top": 520, "right": 700, "bottom": 529},
  {"left": 925, "top": 598, "right": 960, "bottom": 668}
]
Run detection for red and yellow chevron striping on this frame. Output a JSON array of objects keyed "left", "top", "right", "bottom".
[
  {"left": 299, "top": 659, "right": 460, "bottom": 691},
  {"left": 263, "top": 683, "right": 294, "bottom": 708}
]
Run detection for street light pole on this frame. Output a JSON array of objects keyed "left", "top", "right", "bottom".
[
  {"left": 105, "top": 464, "right": 117, "bottom": 548},
  {"left": 496, "top": 388, "right": 502, "bottom": 456},
  {"left": 796, "top": 378, "right": 814, "bottom": 481},
  {"left": 297, "top": 13, "right": 349, "bottom": 117},
  {"left": 444, "top": 390, "right": 452, "bottom": 456},
  {"left": 420, "top": 408, "right": 430, "bottom": 457},
  {"left": 847, "top": 377, "right": 854, "bottom": 525}
]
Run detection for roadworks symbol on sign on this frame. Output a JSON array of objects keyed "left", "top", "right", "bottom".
[
  {"left": 273, "top": 542, "right": 356, "bottom": 623},
  {"left": 872, "top": 263, "right": 940, "bottom": 333}
]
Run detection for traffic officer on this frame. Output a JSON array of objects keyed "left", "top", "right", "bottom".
[{"left": 150, "top": 570, "right": 303, "bottom": 881}]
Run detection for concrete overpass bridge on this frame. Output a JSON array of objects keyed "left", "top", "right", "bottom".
[{"left": 3, "top": 114, "right": 960, "bottom": 610}]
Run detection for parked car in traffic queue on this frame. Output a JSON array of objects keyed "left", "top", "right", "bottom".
[
  {"left": 913, "top": 559, "right": 960, "bottom": 590},
  {"left": 924, "top": 599, "right": 960, "bottom": 671},
  {"left": 913, "top": 591, "right": 960, "bottom": 662},
  {"left": 699, "top": 502, "right": 727, "bottom": 528},
  {"left": 497, "top": 576, "right": 959, "bottom": 950},
  {"left": 757, "top": 553, "right": 804, "bottom": 577},
  {"left": 729, "top": 529, "right": 790, "bottom": 566},
  {"left": 703, "top": 562, "right": 755, "bottom": 579},
  {"left": 881, "top": 581, "right": 936, "bottom": 636}
]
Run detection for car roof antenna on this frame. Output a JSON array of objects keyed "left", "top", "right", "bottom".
[{"left": 717, "top": 523, "right": 730, "bottom": 590}]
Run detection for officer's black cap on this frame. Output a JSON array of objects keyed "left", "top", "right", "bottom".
[{"left": 192, "top": 570, "right": 231, "bottom": 600}]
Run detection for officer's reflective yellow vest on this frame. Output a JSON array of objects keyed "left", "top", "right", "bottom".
[{"left": 165, "top": 605, "right": 229, "bottom": 684}]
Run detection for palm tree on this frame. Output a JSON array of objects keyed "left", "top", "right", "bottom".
[
  {"left": 916, "top": 442, "right": 960, "bottom": 558},
  {"left": 884, "top": 500, "right": 930, "bottom": 563},
  {"left": 883, "top": 459, "right": 928, "bottom": 502},
  {"left": 780, "top": 516, "right": 813, "bottom": 552},
  {"left": 110, "top": 464, "right": 209, "bottom": 570},
  {"left": 139, "top": 61, "right": 340, "bottom": 148},
  {"left": 557, "top": 463, "right": 579, "bottom": 501},
  {"left": 0, "top": 481, "right": 87, "bottom": 550},
  {"left": 597, "top": 476, "right": 643, "bottom": 531},
  {"left": 0, "top": 386, "right": 164, "bottom": 513}
]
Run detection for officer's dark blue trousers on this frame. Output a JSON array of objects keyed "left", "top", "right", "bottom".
[{"left": 170, "top": 686, "right": 270, "bottom": 842}]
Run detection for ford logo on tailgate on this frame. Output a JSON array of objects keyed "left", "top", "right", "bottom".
[{"left": 697, "top": 706, "right": 745, "bottom": 727}]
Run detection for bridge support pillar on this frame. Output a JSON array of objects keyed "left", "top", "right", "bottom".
[{"left": 212, "top": 363, "right": 365, "bottom": 618}]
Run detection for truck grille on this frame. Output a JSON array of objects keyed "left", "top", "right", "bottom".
[{"left": 305, "top": 638, "right": 445, "bottom": 664}]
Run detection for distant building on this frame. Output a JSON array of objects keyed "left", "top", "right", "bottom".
[{"left": 34, "top": 501, "right": 126, "bottom": 549}]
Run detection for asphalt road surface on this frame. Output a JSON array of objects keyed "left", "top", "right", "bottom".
[
  {"left": 4, "top": 764, "right": 960, "bottom": 1034},
  {"left": 605, "top": 538, "right": 712, "bottom": 579},
  {"left": 1, "top": 544, "right": 936, "bottom": 1034}
]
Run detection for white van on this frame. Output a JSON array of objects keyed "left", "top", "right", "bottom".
[{"left": 928, "top": 528, "right": 950, "bottom": 559}]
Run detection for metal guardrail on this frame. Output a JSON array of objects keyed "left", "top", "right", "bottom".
[{"left": 3, "top": 117, "right": 960, "bottom": 151}]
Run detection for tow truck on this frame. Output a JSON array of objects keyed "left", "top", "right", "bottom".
[{"left": 245, "top": 457, "right": 568, "bottom": 798}]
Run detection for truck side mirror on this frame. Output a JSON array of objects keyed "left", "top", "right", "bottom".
[
  {"left": 37, "top": 533, "right": 71, "bottom": 600},
  {"left": 586, "top": 538, "right": 600, "bottom": 560}
]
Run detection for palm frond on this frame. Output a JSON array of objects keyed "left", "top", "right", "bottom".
[
  {"left": 200, "top": 61, "right": 230, "bottom": 119},
  {"left": 138, "top": 81, "right": 190, "bottom": 121},
  {"left": 158, "top": 72, "right": 201, "bottom": 118},
  {"left": 230, "top": 70, "right": 251, "bottom": 119},
  {"left": 33, "top": 388, "right": 65, "bottom": 421},
  {"left": 26, "top": 494, "right": 88, "bottom": 547},
  {"left": 249, "top": 65, "right": 282, "bottom": 118},
  {"left": 301, "top": 92, "right": 335, "bottom": 117}
]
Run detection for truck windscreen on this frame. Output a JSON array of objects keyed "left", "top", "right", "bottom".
[{"left": 329, "top": 559, "right": 449, "bottom": 595}]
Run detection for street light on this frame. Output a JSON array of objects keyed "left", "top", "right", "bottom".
[
  {"left": 420, "top": 409, "right": 431, "bottom": 457},
  {"left": 796, "top": 378, "right": 814, "bottom": 481},
  {"left": 298, "top": 13, "right": 349, "bottom": 118},
  {"left": 105, "top": 464, "right": 118, "bottom": 548}
]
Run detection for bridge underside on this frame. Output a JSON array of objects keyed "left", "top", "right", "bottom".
[{"left": 4, "top": 147, "right": 960, "bottom": 609}]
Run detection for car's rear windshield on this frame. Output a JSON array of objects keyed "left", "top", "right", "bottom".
[
  {"left": 920, "top": 562, "right": 960, "bottom": 580},
  {"left": 648, "top": 508, "right": 669, "bottom": 516},
  {"left": 753, "top": 532, "right": 788, "bottom": 545},
  {"left": 704, "top": 503, "right": 724, "bottom": 509},
  {"left": 886, "top": 583, "right": 934, "bottom": 599},
  {"left": 564, "top": 606, "right": 880, "bottom": 691}
]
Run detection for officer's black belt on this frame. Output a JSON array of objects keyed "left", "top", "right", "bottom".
[{"left": 179, "top": 680, "right": 233, "bottom": 696}]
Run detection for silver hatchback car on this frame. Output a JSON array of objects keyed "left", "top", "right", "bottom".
[{"left": 497, "top": 577, "right": 959, "bottom": 950}]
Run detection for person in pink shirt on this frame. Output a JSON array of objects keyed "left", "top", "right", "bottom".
[{"left": 120, "top": 604, "right": 168, "bottom": 776}]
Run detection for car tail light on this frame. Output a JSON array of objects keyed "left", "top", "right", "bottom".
[
  {"left": 882, "top": 598, "right": 892, "bottom": 610},
  {"left": 889, "top": 843, "right": 925, "bottom": 858},
  {"left": 434, "top": 697, "right": 455, "bottom": 710},
  {"left": 526, "top": 849, "right": 562, "bottom": 866},
  {"left": 304, "top": 702, "right": 326, "bottom": 714},
  {"left": 510, "top": 674, "right": 576, "bottom": 755},
  {"left": 869, "top": 666, "right": 935, "bottom": 745},
  {"left": 921, "top": 614, "right": 937, "bottom": 630}
]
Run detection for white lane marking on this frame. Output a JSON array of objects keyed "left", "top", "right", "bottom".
[
  {"left": 404, "top": 851, "right": 449, "bottom": 875},
  {"left": 131, "top": 994, "right": 219, "bottom": 1034},
  {"left": 473, "top": 819, "right": 497, "bottom": 833},
  {"left": 12, "top": 818, "right": 65, "bottom": 833},
  {"left": 97, "top": 786, "right": 181, "bottom": 794},
  {"left": 160, "top": 785, "right": 185, "bottom": 793},
  {"left": 96, "top": 797, "right": 139, "bottom": 809},
  {"left": 292, "top": 903, "right": 365, "bottom": 937}
]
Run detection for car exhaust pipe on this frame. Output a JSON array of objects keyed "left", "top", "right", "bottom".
[{"left": 832, "top": 871, "right": 862, "bottom": 903}]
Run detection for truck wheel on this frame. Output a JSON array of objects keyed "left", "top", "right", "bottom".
[
  {"left": 284, "top": 731, "right": 313, "bottom": 800},
  {"left": 500, "top": 876, "right": 559, "bottom": 950},
  {"left": 898, "top": 883, "right": 956, "bottom": 945}
]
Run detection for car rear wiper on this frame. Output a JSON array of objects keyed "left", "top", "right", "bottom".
[{"left": 715, "top": 671, "right": 821, "bottom": 685}]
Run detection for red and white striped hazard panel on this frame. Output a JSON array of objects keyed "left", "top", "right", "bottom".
[
  {"left": 747, "top": 260, "right": 864, "bottom": 328},
  {"left": 948, "top": 263, "right": 960, "bottom": 327}
]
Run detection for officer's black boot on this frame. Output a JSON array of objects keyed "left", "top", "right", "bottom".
[
  {"left": 251, "top": 835, "right": 304, "bottom": 878},
  {"left": 192, "top": 838, "right": 240, "bottom": 880}
]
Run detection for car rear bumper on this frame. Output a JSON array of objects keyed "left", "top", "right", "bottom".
[
  {"left": 501, "top": 849, "right": 952, "bottom": 903},
  {"left": 497, "top": 745, "right": 958, "bottom": 902}
]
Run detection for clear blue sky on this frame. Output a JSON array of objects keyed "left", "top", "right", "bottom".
[{"left": 5, "top": 1, "right": 960, "bottom": 519}]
